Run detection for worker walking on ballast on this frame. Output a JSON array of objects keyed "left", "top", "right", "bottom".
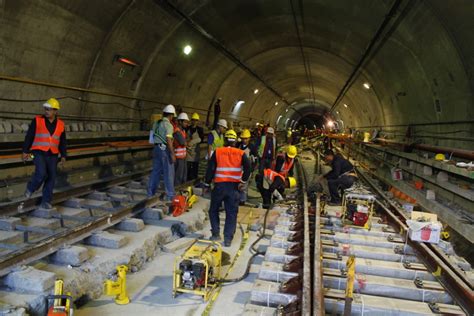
[
  {"left": 205, "top": 130, "right": 251, "bottom": 247},
  {"left": 148, "top": 104, "right": 176, "bottom": 201},
  {"left": 23, "top": 98, "right": 67, "bottom": 209}
]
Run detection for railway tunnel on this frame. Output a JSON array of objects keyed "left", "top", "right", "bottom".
[{"left": 0, "top": 1, "right": 473, "bottom": 315}]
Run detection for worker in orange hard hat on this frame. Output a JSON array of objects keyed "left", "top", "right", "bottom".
[{"left": 23, "top": 98, "right": 67, "bottom": 209}]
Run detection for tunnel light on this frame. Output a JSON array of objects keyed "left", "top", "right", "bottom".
[
  {"left": 327, "top": 120, "right": 334, "bottom": 127},
  {"left": 277, "top": 115, "right": 282, "bottom": 124},
  {"left": 285, "top": 108, "right": 289, "bottom": 113},
  {"left": 343, "top": 103, "right": 348, "bottom": 108},
  {"left": 336, "top": 111, "right": 339, "bottom": 114},
  {"left": 274, "top": 101, "right": 278, "bottom": 106},
  {"left": 183, "top": 45, "right": 192, "bottom": 55},
  {"left": 232, "top": 100, "right": 245, "bottom": 114},
  {"left": 254, "top": 89, "right": 259, "bottom": 94},
  {"left": 363, "top": 82, "right": 371, "bottom": 89},
  {"left": 115, "top": 55, "right": 139, "bottom": 67}
]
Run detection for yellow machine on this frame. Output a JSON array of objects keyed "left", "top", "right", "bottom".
[
  {"left": 104, "top": 265, "right": 130, "bottom": 305},
  {"left": 173, "top": 240, "right": 222, "bottom": 301},
  {"left": 46, "top": 279, "right": 73, "bottom": 316},
  {"left": 341, "top": 189, "right": 376, "bottom": 230}
]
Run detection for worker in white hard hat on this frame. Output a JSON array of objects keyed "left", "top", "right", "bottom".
[
  {"left": 22, "top": 98, "right": 67, "bottom": 209},
  {"left": 207, "top": 118, "right": 227, "bottom": 159},
  {"left": 174, "top": 112, "right": 190, "bottom": 185},
  {"left": 257, "top": 126, "right": 277, "bottom": 173},
  {"left": 173, "top": 112, "right": 189, "bottom": 185},
  {"left": 148, "top": 104, "right": 176, "bottom": 202},
  {"left": 186, "top": 113, "right": 204, "bottom": 181}
]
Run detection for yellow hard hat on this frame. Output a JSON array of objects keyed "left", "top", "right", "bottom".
[
  {"left": 191, "top": 112, "right": 200, "bottom": 120},
  {"left": 435, "top": 153, "right": 445, "bottom": 161},
  {"left": 225, "top": 129, "right": 237, "bottom": 140},
  {"left": 240, "top": 129, "right": 251, "bottom": 138},
  {"left": 287, "top": 145, "right": 297, "bottom": 158},
  {"left": 43, "top": 98, "right": 60, "bottom": 110},
  {"left": 288, "top": 177, "right": 297, "bottom": 188}
]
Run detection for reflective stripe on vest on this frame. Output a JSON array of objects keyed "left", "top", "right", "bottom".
[
  {"left": 174, "top": 127, "right": 187, "bottom": 159},
  {"left": 264, "top": 168, "right": 285, "bottom": 184},
  {"left": 280, "top": 158, "right": 294, "bottom": 178},
  {"left": 211, "top": 130, "right": 224, "bottom": 150},
  {"left": 215, "top": 147, "right": 243, "bottom": 183},
  {"left": 30, "top": 116, "right": 64, "bottom": 154}
]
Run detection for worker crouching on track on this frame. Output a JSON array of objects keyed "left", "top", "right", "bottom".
[
  {"left": 205, "top": 130, "right": 251, "bottom": 247},
  {"left": 148, "top": 104, "right": 176, "bottom": 201},
  {"left": 23, "top": 98, "right": 67, "bottom": 209},
  {"left": 256, "top": 169, "right": 296, "bottom": 208},
  {"left": 237, "top": 129, "right": 258, "bottom": 205},
  {"left": 319, "top": 150, "right": 357, "bottom": 206},
  {"left": 174, "top": 113, "right": 189, "bottom": 185}
]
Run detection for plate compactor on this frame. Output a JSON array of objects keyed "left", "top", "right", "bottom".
[{"left": 173, "top": 240, "right": 222, "bottom": 301}]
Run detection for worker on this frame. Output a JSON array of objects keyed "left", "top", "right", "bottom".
[
  {"left": 257, "top": 126, "right": 276, "bottom": 172},
  {"left": 286, "top": 127, "right": 293, "bottom": 144},
  {"left": 320, "top": 150, "right": 357, "bottom": 205},
  {"left": 23, "top": 98, "right": 67, "bottom": 209},
  {"left": 252, "top": 122, "right": 264, "bottom": 139},
  {"left": 207, "top": 118, "right": 227, "bottom": 159},
  {"left": 148, "top": 104, "right": 176, "bottom": 201},
  {"left": 205, "top": 129, "right": 251, "bottom": 247},
  {"left": 186, "top": 113, "right": 204, "bottom": 181},
  {"left": 274, "top": 145, "right": 297, "bottom": 178},
  {"left": 174, "top": 113, "right": 189, "bottom": 185},
  {"left": 256, "top": 168, "right": 296, "bottom": 208},
  {"left": 237, "top": 129, "right": 258, "bottom": 205}
]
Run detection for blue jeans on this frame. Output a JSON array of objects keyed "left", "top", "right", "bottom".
[
  {"left": 209, "top": 182, "right": 240, "bottom": 241},
  {"left": 148, "top": 146, "right": 175, "bottom": 199},
  {"left": 27, "top": 151, "right": 58, "bottom": 204}
]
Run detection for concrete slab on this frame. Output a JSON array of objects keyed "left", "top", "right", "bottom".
[
  {"left": 49, "top": 246, "right": 89, "bottom": 266},
  {"left": 84, "top": 231, "right": 128, "bottom": 249},
  {"left": 250, "top": 279, "right": 297, "bottom": 307},
  {"left": 21, "top": 217, "right": 60, "bottom": 230},
  {"left": 0, "top": 217, "right": 21, "bottom": 231},
  {"left": 264, "top": 247, "right": 298, "bottom": 264},
  {"left": 140, "top": 207, "right": 164, "bottom": 223},
  {"left": 56, "top": 206, "right": 90, "bottom": 217},
  {"left": 30, "top": 206, "right": 59, "bottom": 219},
  {"left": 3, "top": 266, "right": 56, "bottom": 293},
  {"left": 81, "top": 199, "right": 114, "bottom": 210},
  {"left": 127, "top": 181, "right": 143, "bottom": 189},
  {"left": 242, "top": 304, "right": 277, "bottom": 316},
  {"left": 258, "top": 261, "right": 299, "bottom": 282},
  {"left": 86, "top": 191, "right": 109, "bottom": 201},
  {"left": 115, "top": 218, "right": 145, "bottom": 232},
  {"left": 322, "top": 244, "right": 419, "bottom": 263},
  {"left": 162, "top": 237, "right": 198, "bottom": 253},
  {"left": 108, "top": 186, "right": 126, "bottom": 194},
  {"left": 0, "top": 230, "right": 24, "bottom": 244},
  {"left": 62, "top": 198, "right": 85, "bottom": 208}
]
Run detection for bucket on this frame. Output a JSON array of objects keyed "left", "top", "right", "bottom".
[{"left": 421, "top": 227, "right": 432, "bottom": 241}]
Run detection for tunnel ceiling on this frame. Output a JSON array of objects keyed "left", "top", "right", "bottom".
[{"left": 1, "top": 0, "right": 473, "bottom": 131}]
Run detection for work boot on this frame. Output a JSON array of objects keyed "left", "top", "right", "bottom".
[
  {"left": 209, "top": 233, "right": 221, "bottom": 241},
  {"left": 39, "top": 202, "right": 53, "bottom": 210},
  {"left": 223, "top": 239, "right": 232, "bottom": 247},
  {"left": 24, "top": 190, "right": 32, "bottom": 199}
]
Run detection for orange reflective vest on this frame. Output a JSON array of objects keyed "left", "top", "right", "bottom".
[
  {"left": 30, "top": 116, "right": 64, "bottom": 154},
  {"left": 215, "top": 147, "right": 244, "bottom": 183},
  {"left": 280, "top": 157, "right": 294, "bottom": 178},
  {"left": 174, "top": 127, "right": 187, "bottom": 159},
  {"left": 264, "top": 168, "right": 285, "bottom": 184}
]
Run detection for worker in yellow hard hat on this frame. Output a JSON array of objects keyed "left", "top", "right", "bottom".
[
  {"left": 237, "top": 129, "right": 258, "bottom": 205},
  {"left": 256, "top": 168, "right": 297, "bottom": 208},
  {"left": 205, "top": 129, "right": 251, "bottom": 247},
  {"left": 273, "top": 145, "right": 297, "bottom": 178},
  {"left": 22, "top": 98, "right": 67, "bottom": 209},
  {"left": 186, "top": 113, "right": 204, "bottom": 180}
]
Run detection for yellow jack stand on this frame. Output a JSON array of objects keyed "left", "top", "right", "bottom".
[
  {"left": 46, "top": 279, "right": 73, "bottom": 316},
  {"left": 104, "top": 265, "right": 130, "bottom": 305}
]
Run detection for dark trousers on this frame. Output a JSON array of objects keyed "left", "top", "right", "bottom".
[
  {"left": 208, "top": 182, "right": 240, "bottom": 241},
  {"left": 259, "top": 157, "right": 273, "bottom": 173},
  {"left": 328, "top": 175, "right": 356, "bottom": 203},
  {"left": 256, "top": 173, "right": 284, "bottom": 207},
  {"left": 187, "top": 161, "right": 199, "bottom": 181},
  {"left": 27, "top": 151, "right": 58, "bottom": 204}
]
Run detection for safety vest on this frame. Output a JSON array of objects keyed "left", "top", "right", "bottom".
[
  {"left": 280, "top": 156, "right": 294, "bottom": 178},
  {"left": 258, "top": 135, "right": 276, "bottom": 157},
  {"left": 174, "top": 127, "right": 187, "bottom": 159},
  {"left": 215, "top": 147, "right": 244, "bottom": 183},
  {"left": 211, "top": 130, "right": 224, "bottom": 150},
  {"left": 264, "top": 168, "right": 285, "bottom": 184},
  {"left": 30, "top": 115, "right": 64, "bottom": 154}
]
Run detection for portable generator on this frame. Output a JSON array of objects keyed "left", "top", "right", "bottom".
[
  {"left": 341, "top": 187, "right": 375, "bottom": 230},
  {"left": 172, "top": 239, "right": 222, "bottom": 301}
]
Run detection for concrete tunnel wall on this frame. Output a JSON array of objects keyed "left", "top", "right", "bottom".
[{"left": 0, "top": 0, "right": 472, "bottom": 149}]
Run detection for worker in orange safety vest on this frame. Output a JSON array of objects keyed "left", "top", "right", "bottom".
[
  {"left": 22, "top": 98, "right": 67, "bottom": 209},
  {"left": 256, "top": 168, "right": 297, "bottom": 207},
  {"left": 204, "top": 129, "right": 251, "bottom": 247}
]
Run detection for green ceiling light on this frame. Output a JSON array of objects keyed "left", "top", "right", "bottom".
[
  {"left": 183, "top": 45, "right": 192, "bottom": 55},
  {"left": 363, "top": 82, "right": 371, "bottom": 89}
]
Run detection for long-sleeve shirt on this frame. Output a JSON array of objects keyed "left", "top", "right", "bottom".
[
  {"left": 205, "top": 147, "right": 251, "bottom": 184},
  {"left": 23, "top": 116, "right": 67, "bottom": 157},
  {"left": 324, "top": 155, "right": 354, "bottom": 180}
]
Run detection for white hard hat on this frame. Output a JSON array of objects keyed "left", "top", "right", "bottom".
[
  {"left": 217, "top": 119, "right": 228, "bottom": 129},
  {"left": 177, "top": 112, "right": 189, "bottom": 121},
  {"left": 267, "top": 127, "right": 274, "bottom": 134},
  {"left": 163, "top": 104, "right": 176, "bottom": 115}
]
